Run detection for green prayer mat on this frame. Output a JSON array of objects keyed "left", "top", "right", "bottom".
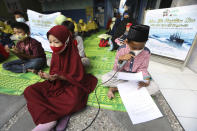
[
  {"left": 0, "top": 53, "right": 51, "bottom": 95},
  {"left": 85, "top": 30, "right": 126, "bottom": 112},
  {"left": 0, "top": 30, "right": 126, "bottom": 111},
  {"left": 0, "top": 54, "right": 41, "bottom": 95}
]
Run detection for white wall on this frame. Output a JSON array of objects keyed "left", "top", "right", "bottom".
[
  {"left": 171, "top": 0, "right": 197, "bottom": 7},
  {"left": 171, "top": 0, "right": 197, "bottom": 73},
  {"left": 42, "top": 0, "right": 93, "bottom": 11}
]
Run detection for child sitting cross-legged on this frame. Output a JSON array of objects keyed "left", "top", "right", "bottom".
[
  {"left": 24, "top": 25, "right": 98, "bottom": 131},
  {"left": 2, "top": 22, "right": 46, "bottom": 73},
  {"left": 102, "top": 24, "right": 159, "bottom": 99}
]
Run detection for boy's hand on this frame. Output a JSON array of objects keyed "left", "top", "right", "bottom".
[
  {"left": 120, "top": 41, "right": 125, "bottom": 45},
  {"left": 119, "top": 53, "right": 135, "bottom": 61},
  {"left": 138, "top": 80, "right": 150, "bottom": 89},
  {"left": 4, "top": 45, "right": 10, "bottom": 53},
  {"left": 11, "top": 46, "right": 20, "bottom": 54}
]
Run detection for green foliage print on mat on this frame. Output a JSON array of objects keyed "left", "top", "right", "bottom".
[
  {"left": 0, "top": 54, "right": 43, "bottom": 95},
  {"left": 84, "top": 30, "right": 126, "bottom": 112}
]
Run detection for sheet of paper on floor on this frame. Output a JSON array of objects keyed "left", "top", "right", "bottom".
[
  {"left": 117, "top": 72, "right": 143, "bottom": 81},
  {"left": 117, "top": 81, "right": 163, "bottom": 124}
]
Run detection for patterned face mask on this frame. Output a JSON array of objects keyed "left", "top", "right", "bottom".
[{"left": 10, "top": 34, "right": 28, "bottom": 41}]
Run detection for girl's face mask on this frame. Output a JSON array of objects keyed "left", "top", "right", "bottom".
[
  {"left": 50, "top": 44, "right": 65, "bottom": 53},
  {"left": 50, "top": 36, "right": 69, "bottom": 54}
]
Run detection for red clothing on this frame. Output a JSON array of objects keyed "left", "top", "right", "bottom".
[
  {"left": 0, "top": 44, "right": 9, "bottom": 59},
  {"left": 106, "top": 18, "right": 112, "bottom": 30},
  {"left": 24, "top": 25, "right": 98, "bottom": 125},
  {"left": 73, "top": 39, "right": 78, "bottom": 46},
  {"left": 16, "top": 37, "right": 46, "bottom": 59}
]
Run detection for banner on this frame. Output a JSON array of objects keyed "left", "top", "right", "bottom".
[
  {"left": 27, "top": 9, "right": 61, "bottom": 52},
  {"left": 119, "top": 0, "right": 126, "bottom": 14},
  {"left": 144, "top": 5, "right": 197, "bottom": 61}
]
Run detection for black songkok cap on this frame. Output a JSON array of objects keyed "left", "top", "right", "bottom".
[{"left": 127, "top": 24, "right": 150, "bottom": 42}]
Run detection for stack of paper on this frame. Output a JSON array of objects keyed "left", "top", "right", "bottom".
[
  {"left": 117, "top": 72, "right": 163, "bottom": 124},
  {"left": 117, "top": 72, "right": 144, "bottom": 81}
]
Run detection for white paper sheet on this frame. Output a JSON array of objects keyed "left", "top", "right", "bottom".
[
  {"left": 117, "top": 81, "right": 163, "bottom": 124},
  {"left": 117, "top": 72, "right": 144, "bottom": 81}
]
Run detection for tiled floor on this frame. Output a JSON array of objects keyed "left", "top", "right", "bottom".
[
  {"left": 148, "top": 61, "right": 197, "bottom": 131},
  {"left": 177, "top": 117, "right": 197, "bottom": 131}
]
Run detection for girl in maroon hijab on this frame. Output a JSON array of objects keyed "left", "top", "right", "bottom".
[{"left": 24, "top": 25, "right": 98, "bottom": 131}]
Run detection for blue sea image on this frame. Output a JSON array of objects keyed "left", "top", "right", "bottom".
[
  {"left": 30, "top": 28, "right": 49, "bottom": 40},
  {"left": 31, "top": 32, "right": 48, "bottom": 40},
  {"left": 149, "top": 30, "right": 195, "bottom": 50}
]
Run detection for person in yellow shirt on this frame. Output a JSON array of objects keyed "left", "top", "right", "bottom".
[
  {"left": 66, "top": 18, "right": 72, "bottom": 22},
  {"left": 87, "top": 18, "right": 99, "bottom": 34},
  {"left": 93, "top": 19, "right": 98, "bottom": 32},
  {"left": 78, "top": 19, "right": 88, "bottom": 38},
  {"left": 91, "top": 19, "right": 98, "bottom": 33},
  {"left": 77, "top": 22, "right": 82, "bottom": 35},
  {"left": 93, "top": 17, "right": 99, "bottom": 32},
  {"left": 87, "top": 19, "right": 93, "bottom": 34},
  {"left": 0, "top": 21, "right": 5, "bottom": 32},
  {"left": 73, "top": 20, "right": 79, "bottom": 35},
  {"left": 66, "top": 18, "right": 79, "bottom": 35},
  {"left": 0, "top": 21, "right": 13, "bottom": 34}
]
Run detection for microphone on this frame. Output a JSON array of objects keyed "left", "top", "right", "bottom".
[{"left": 118, "top": 51, "right": 135, "bottom": 69}]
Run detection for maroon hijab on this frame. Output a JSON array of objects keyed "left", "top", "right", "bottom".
[
  {"left": 47, "top": 25, "right": 97, "bottom": 93},
  {"left": 47, "top": 25, "right": 70, "bottom": 44}
]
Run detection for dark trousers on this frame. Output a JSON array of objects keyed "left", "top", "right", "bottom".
[
  {"left": 0, "top": 54, "right": 6, "bottom": 62},
  {"left": 3, "top": 58, "right": 46, "bottom": 73}
]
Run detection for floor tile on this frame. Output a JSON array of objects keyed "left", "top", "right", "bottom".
[
  {"left": 149, "top": 61, "right": 182, "bottom": 74},
  {"left": 177, "top": 117, "right": 197, "bottom": 131},
  {"left": 194, "top": 91, "right": 197, "bottom": 96},
  {"left": 176, "top": 74, "right": 197, "bottom": 91},
  {"left": 161, "top": 89, "right": 197, "bottom": 118},
  {"left": 150, "top": 73, "right": 188, "bottom": 90},
  {"left": 149, "top": 61, "right": 196, "bottom": 75}
]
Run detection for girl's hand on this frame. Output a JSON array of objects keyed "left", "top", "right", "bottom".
[
  {"left": 38, "top": 70, "right": 58, "bottom": 81},
  {"left": 38, "top": 70, "right": 50, "bottom": 79},
  {"left": 4, "top": 45, "right": 10, "bottom": 53},
  {"left": 48, "top": 74, "right": 58, "bottom": 81},
  {"left": 138, "top": 80, "right": 150, "bottom": 89}
]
